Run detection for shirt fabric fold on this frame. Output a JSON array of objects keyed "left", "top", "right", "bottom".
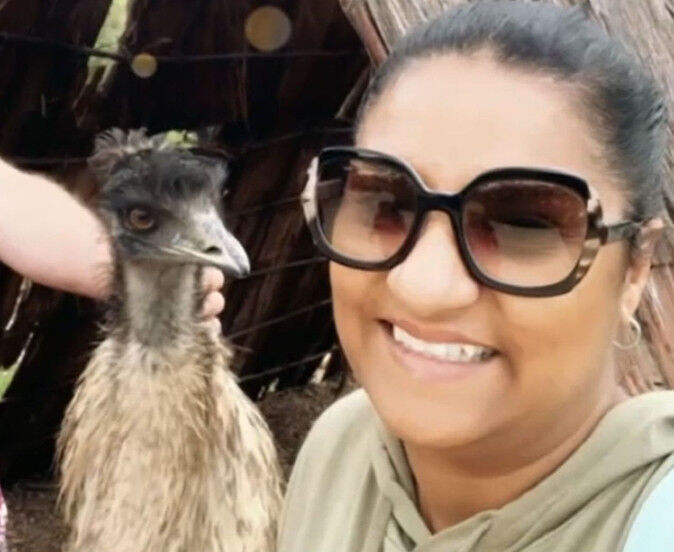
[{"left": 278, "top": 389, "right": 674, "bottom": 552}]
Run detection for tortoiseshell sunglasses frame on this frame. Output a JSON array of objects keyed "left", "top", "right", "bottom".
[{"left": 300, "top": 146, "right": 641, "bottom": 297}]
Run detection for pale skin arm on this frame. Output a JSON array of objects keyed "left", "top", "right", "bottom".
[{"left": 0, "top": 159, "right": 225, "bottom": 326}]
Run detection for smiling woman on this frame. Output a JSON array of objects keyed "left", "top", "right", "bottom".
[{"left": 279, "top": 2, "right": 673, "bottom": 551}]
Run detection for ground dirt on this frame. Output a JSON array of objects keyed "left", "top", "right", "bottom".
[{"left": 5, "top": 381, "right": 352, "bottom": 552}]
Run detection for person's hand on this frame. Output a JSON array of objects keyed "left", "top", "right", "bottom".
[{"left": 201, "top": 267, "right": 225, "bottom": 334}]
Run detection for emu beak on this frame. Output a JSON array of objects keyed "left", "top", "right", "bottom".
[
  {"left": 207, "top": 229, "right": 251, "bottom": 279},
  {"left": 164, "top": 210, "right": 251, "bottom": 278}
]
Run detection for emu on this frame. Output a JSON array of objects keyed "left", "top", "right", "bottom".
[{"left": 57, "top": 129, "right": 283, "bottom": 552}]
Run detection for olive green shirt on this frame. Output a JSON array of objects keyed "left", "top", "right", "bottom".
[{"left": 277, "top": 389, "right": 674, "bottom": 552}]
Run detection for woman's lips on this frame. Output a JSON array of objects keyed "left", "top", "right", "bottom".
[
  {"left": 380, "top": 321, "right": 498, "bottom": 382},
  {"left": 386, "top": 318, "right": 494, "bottom": 348}
]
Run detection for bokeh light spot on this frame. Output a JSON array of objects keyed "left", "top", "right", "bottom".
[
  {"left": 245, "top": 6, "right": 292, "bottom": 52},
  {"left": 130, "top": 53, "right": 158, "bottom": 78}
]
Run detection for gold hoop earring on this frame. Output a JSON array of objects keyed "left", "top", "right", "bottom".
[{"left": 613, "top": 316, "right": 642, "bottom": 350}]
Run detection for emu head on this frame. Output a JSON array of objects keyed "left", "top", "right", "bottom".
[{"left": 89, "top": 129, "right": 250, "bottom": 278}]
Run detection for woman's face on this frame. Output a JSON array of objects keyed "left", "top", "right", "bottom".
[{"left": 331, "top": 52, "right": 649, "bottom": 456}]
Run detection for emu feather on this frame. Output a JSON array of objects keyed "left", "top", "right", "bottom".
[{"left": 57, "top": 131, "right": 282, "bottom": 552}]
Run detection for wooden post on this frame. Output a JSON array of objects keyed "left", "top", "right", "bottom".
[{"left": 340, "top": 0, "right": 674, "bottom": 393}]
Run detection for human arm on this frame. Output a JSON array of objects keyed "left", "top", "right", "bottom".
[{"left": 0, "top": 159, "right": 112, "bottom": 299}]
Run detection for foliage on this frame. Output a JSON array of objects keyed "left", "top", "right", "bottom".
[{"left": 0, "top": 364, "right": 17, "bottom": 398}]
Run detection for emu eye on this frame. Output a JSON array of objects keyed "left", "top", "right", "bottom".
[{"left": 126, "top": 207, "right": 156, "bottom": 232}]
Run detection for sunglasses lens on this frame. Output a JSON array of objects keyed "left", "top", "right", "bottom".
[
  {"left": 315, "top": 156, "right": 417, "bottom": 264},
  {"left": 463, "top": 179, "right": 588, "bottom": 287}
]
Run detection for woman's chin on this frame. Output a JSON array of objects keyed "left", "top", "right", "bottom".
[
  {"left": 351, "top": 339, "right": 511, "bottom": 448},
  {"left": 389, "top": 416, "right": 496, "bottom": 451},
  {"left": 362, "top": 379, "right": 508, "bottom": 450}
]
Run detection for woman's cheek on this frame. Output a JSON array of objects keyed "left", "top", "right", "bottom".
[
  {"left": 329, "top": 263, "right": 373, "bottom": 380},
  {"left": 495, "top": 264, "right": 621, "bottom": 401}
]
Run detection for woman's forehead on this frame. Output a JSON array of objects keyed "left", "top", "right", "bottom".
[{"left": 356, "top": 53, "right": 619, "bottom": 201}]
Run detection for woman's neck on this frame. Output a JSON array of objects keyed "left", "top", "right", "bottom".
[{"left": 404, "top": 383, "right": 628, "bottom": 532}]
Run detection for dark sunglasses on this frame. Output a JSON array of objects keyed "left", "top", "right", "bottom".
[{"left": 300, "top": 146, "right": 642, "bottom": 297}]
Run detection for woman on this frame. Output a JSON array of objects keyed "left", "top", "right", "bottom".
[{"left": 278, "top": 2, "right": 673, "bottom": 551}]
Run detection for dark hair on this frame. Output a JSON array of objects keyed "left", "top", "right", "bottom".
[{"left": 357, "top": 0, "right": 669, "bottom": 221}]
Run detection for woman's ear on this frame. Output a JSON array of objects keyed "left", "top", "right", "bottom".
[{"left": 619, "top": 218, "right": 664, "bottom": 318}]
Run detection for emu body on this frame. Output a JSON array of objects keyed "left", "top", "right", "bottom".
[{"left": 57, "top": 131, "right": 282, "bottom": 552}]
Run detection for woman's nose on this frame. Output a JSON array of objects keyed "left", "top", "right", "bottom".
[{"left": 386, "top": 213, "right": 480, "bottom": 317}]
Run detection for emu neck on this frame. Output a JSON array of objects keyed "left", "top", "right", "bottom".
[{"left": 120, "top": 261, "right": 200, "bottom": 347}]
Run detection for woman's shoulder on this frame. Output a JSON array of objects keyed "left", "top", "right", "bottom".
[
  {"left": 284, "top": 388, "right": 377, "bottom": 495},
  {"left": 277, "top": 389, "right": 381, "bottom": 551},
  {"left": 295, "top": 388, "right": 376, "bottom": 464}
]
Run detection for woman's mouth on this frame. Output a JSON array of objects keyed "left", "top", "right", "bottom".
[
  {"left": 381, "top": 321, "right": 498, "bottom": 380},
  {"left": 393, "top": 324, "right": 495, "bottom": 362}
]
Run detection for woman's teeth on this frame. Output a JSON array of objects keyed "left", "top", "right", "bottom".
[{"left": 392, "top": 325, "right": 495, "bottom": 362}]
